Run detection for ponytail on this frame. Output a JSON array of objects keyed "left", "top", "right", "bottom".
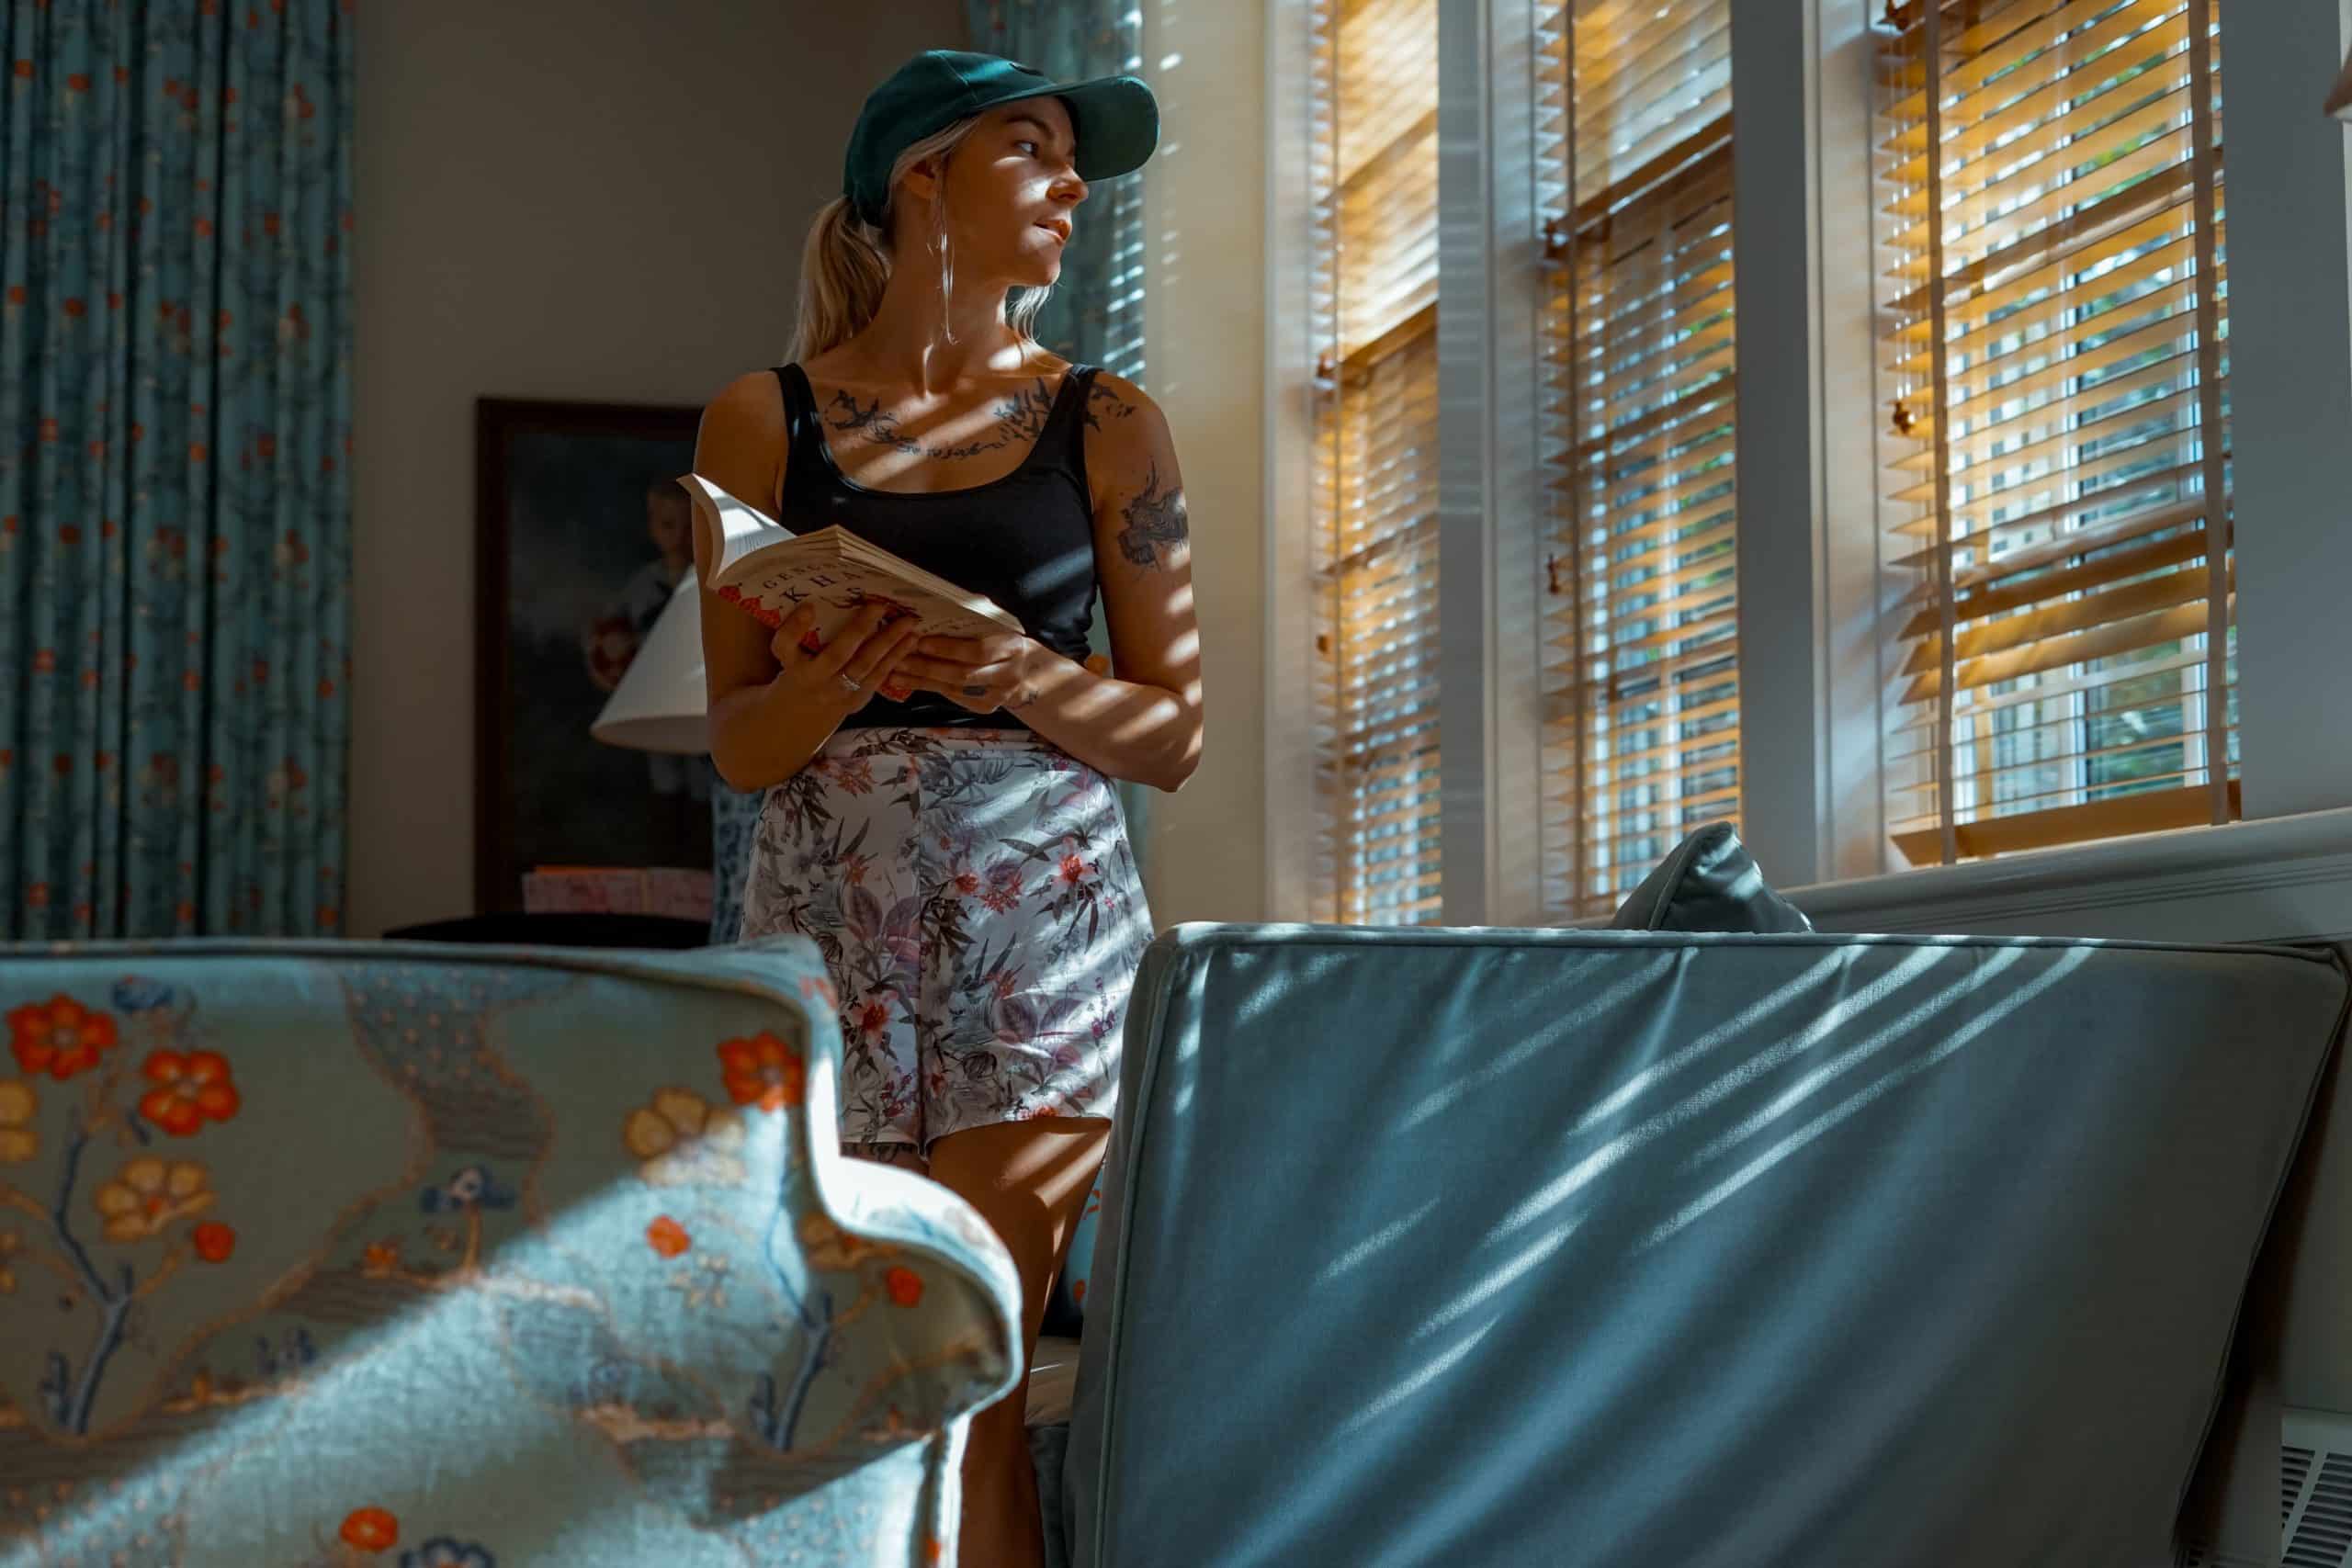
[{"left": 788, "top": 197, "right": 892, "bottom": 365}]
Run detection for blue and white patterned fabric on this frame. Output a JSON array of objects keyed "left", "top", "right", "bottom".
[
  {"left": 710, "top": 782, "right": 763, "bottom": 945},
  {"left": 0, "top": 0, "right": 355, "bottom": 941},
  {"left": 0, "top": 935, "right": 1019, "bottom": 1565}
]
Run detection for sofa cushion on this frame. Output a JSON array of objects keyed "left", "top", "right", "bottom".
[
  {"left": 1608, "top": 820, "right": 1812, "bottom": 933},
  {"left": 1064, "top": 923, "right": 2350, "bottom": 1568},
  {"left": 0, "top": 937, "right": 1021, "bottom": 1565}
]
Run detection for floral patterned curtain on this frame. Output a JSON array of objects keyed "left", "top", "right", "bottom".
[{"left": 0, "top": 0, "right": 354, "bottom": 941}]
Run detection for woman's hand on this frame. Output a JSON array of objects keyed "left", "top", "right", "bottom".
[
  {"left": 895, "top": 631, "right": 1053, "bottom": 715},
  {"left": 767, "top": 601, "right": 924, "bottom": 715}
]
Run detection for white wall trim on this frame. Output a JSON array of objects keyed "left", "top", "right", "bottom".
[
  {"left": 1263, "top": 0, "right": 1322, "bottom": 924},
  {"left": 1728, "top": 0, "right": 1832, "bottom": 886},
  {"left": 1488, "top": 0, "right": 1546, "bottom": 931},
  {"left": 1437, "top": 0, "right": 1546, "bottom": 928},
  {"left": 1438, "top": 0, "right": 1501, "bottom": 925},
  {"left": 1787, "top": 807, "right": 2352, "bottom": 944},
  {"left": 1815, "top": 0, "right": 1895, "bottom": 883},
  {"left": 2217, "top": 0, "right": 2352, "bottom": 821}
]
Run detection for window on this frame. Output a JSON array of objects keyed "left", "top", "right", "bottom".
[
  {"left": 1309, "top": 0, "right": 1443, "bottom": 924},
  {"left": 1537, "top": 0, "right": 1739, "bottom": 919},
  {"left": 1872, "top": 0, "right": 2233, "bottom": 864},
  {"left": 1272, "top": 0, "right": 2335, "bottom": 931}
]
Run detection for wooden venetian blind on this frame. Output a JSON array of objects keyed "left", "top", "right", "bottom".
[
  {"left": 1537, "top": 0, "right": 1739, "bottom": 919},
  {"left": 1875, "top": 0, "right": 2234, "bottom": 866},
  {"left": 1311, "top": 0, "right": 1442, "bottom": 924}
]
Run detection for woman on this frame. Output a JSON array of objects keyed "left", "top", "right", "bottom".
[{"left": 688, "top": 49, "right": 1201, "bottom": 1566}]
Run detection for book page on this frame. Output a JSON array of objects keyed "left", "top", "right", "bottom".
[
  {"left": 714, "top": 557, "right": 1001, "bottom": 642},
  {"left": 677, "top": 471, "right": 1023, "bottom": 640}
]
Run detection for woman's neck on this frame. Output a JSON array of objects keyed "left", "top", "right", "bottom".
[{"left": 846, "top": 267, "right": 1038, "bottom": 395}]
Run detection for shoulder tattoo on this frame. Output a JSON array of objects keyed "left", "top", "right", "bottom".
[
  {"left": 1116, "top": 461, "right": 1190, "bottom": 572},
  {"left": 1084, "top": 378, "right": 1137, "bottom": 432}
]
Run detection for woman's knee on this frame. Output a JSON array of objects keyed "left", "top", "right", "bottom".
[{"left": 927, "top": 1121, "right": 1106, "bottom": 1264}]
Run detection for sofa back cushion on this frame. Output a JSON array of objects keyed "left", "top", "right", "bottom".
[
  {"left": 1063, "top": 923, "right": 2346, "bottom": 1567},
  {"left": 0, "top": 937, "right": 1018, "bottom": 1565}
]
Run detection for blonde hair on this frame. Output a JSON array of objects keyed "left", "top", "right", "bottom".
[{"left": 789, "top": 116, "right": 1057, "bottom": 365}]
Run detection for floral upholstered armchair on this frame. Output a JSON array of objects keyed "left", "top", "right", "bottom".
[{"left": 0, "top": 936, "right": 1019, "bottom": 1566}]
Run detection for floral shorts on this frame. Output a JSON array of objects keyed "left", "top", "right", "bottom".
[{"left": 740, "top": 728, "right": 1153, "bottom": 1156}]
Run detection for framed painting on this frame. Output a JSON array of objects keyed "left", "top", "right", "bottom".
[{"left": 474, "top": 396, "right": 708, "bottom": 914}]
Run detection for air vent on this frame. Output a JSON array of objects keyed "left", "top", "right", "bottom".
[
  {"left": 2177, "top": 1410, "right": 2352, "bottom": 1568},
  {"left": 2284, "top": 1408, "right": 2352, "bottom": 1568},
  {"left": 2289, "top": 1445, "right": 2318, "bottom": 1526}
]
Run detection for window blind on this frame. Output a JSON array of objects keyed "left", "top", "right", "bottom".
[
  {"left": 1536, "top": 0, "right": 1740, "bottom": 919},
  {"left": 1310, "top": 0, "right": 1443, "bottom": 924},
  {"left": 1874, "top": 0, "right": 2233, "bottom": 866}
]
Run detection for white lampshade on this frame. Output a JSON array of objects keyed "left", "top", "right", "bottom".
[
  {"left": 591, "top": 573, "right": 709, "bottom": 754},
  {"left": 2331, "top": 45, "right": 2352, "bottom": 120}
]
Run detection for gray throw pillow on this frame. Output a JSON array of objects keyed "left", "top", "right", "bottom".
[{"left": 1608, "top": 822, "right": 1813, "bottom": 934}]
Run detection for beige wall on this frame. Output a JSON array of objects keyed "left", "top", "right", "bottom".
[
  {"left": 1131, "top": 0, "right": 1271, "bottom": 927},
  {"left": 349, "top": 3, "right": 965, "bottom": 935}
]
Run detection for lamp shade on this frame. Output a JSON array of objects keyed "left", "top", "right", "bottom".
[{"left": 591, "top": 573, "right": 709, "bottom": 754}]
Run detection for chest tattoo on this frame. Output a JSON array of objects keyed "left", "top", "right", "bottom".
[{"left": 825, "top": 377, "right": 1059, "bottom": 464}]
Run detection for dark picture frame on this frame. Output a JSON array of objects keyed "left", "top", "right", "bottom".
[{"left": 474, "top": 397, "right": 707, "bottom": 914}]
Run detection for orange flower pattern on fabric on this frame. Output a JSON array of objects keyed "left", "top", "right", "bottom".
[
  {"left": 7, "top": 994, "right": 117, "bottom": 1079},
  {"left": 717, "top": 1032, "right": 805, "bottom": 1113},
  {"left": 799, "top": 1210, "right": 892, "bottom": 1271},
  {"left": 93, "top": 1157, "right": 213, "bottom": 1242},
  {"left": 340, "top": 1506, "right": 399, "bottom": 1550},
  {"left": 885, "top": 1266, "right": 924, "bottom": 1308},
  {"left": 137, "top": 1049, "right": 241, "bottom": 1135},
  {"left": 0, "top": 1078, "right": 36, "bottom": 1163},
  {"left": 645, "top": 1215, "right": 690, "bottom": 1259},
  {"left": 0, "top": 949, "right": 1006, "bottom": 1503},
  {"left": 621, "top": 1088, "right": 746, "bottom": 1188}
]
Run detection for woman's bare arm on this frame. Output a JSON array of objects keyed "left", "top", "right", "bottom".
[{"left": 690, "top": 372, "right": 922, "bottom": 792}]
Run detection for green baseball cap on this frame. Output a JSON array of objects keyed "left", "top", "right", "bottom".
[{"left": 842, "top": 50, "right": 1160, "bottom": 228}]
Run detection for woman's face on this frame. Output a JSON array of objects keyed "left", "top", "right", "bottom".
[{"left": 928, "top": 97, "right": 1088, "bottom": 291}]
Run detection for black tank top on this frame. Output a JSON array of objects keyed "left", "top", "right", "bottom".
[{"left": 774, "top": 361, "right": 1102, "bottom": 732}]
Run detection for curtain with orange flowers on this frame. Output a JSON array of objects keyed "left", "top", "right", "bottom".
[{"left": 0, "top": 0, "right": 354, "bottom": 940}]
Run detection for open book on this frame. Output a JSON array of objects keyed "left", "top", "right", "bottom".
[{"left": 676, "top": 473, "right": 1023, "bottom": 648}]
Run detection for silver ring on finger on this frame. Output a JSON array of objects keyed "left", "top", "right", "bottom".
[{"left": 836, "top": 671, "right": 861, "bottom": 694}]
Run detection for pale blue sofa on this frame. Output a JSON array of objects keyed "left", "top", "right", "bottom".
[
  {"left": 0, "top": 936, "right": 1019, "bottom": 1566},
  {"left": 1052, "top": 923, "right": 2350, "bottom": 1568}
]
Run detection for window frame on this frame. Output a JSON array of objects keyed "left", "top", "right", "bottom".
[{"left": 1266, "top": 0, "right": 2352, "bottom": 933}]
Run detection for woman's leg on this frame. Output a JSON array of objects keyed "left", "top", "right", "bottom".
[{"left": 922, "top": 1115, "right": 1112, "bottom": 1567}]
